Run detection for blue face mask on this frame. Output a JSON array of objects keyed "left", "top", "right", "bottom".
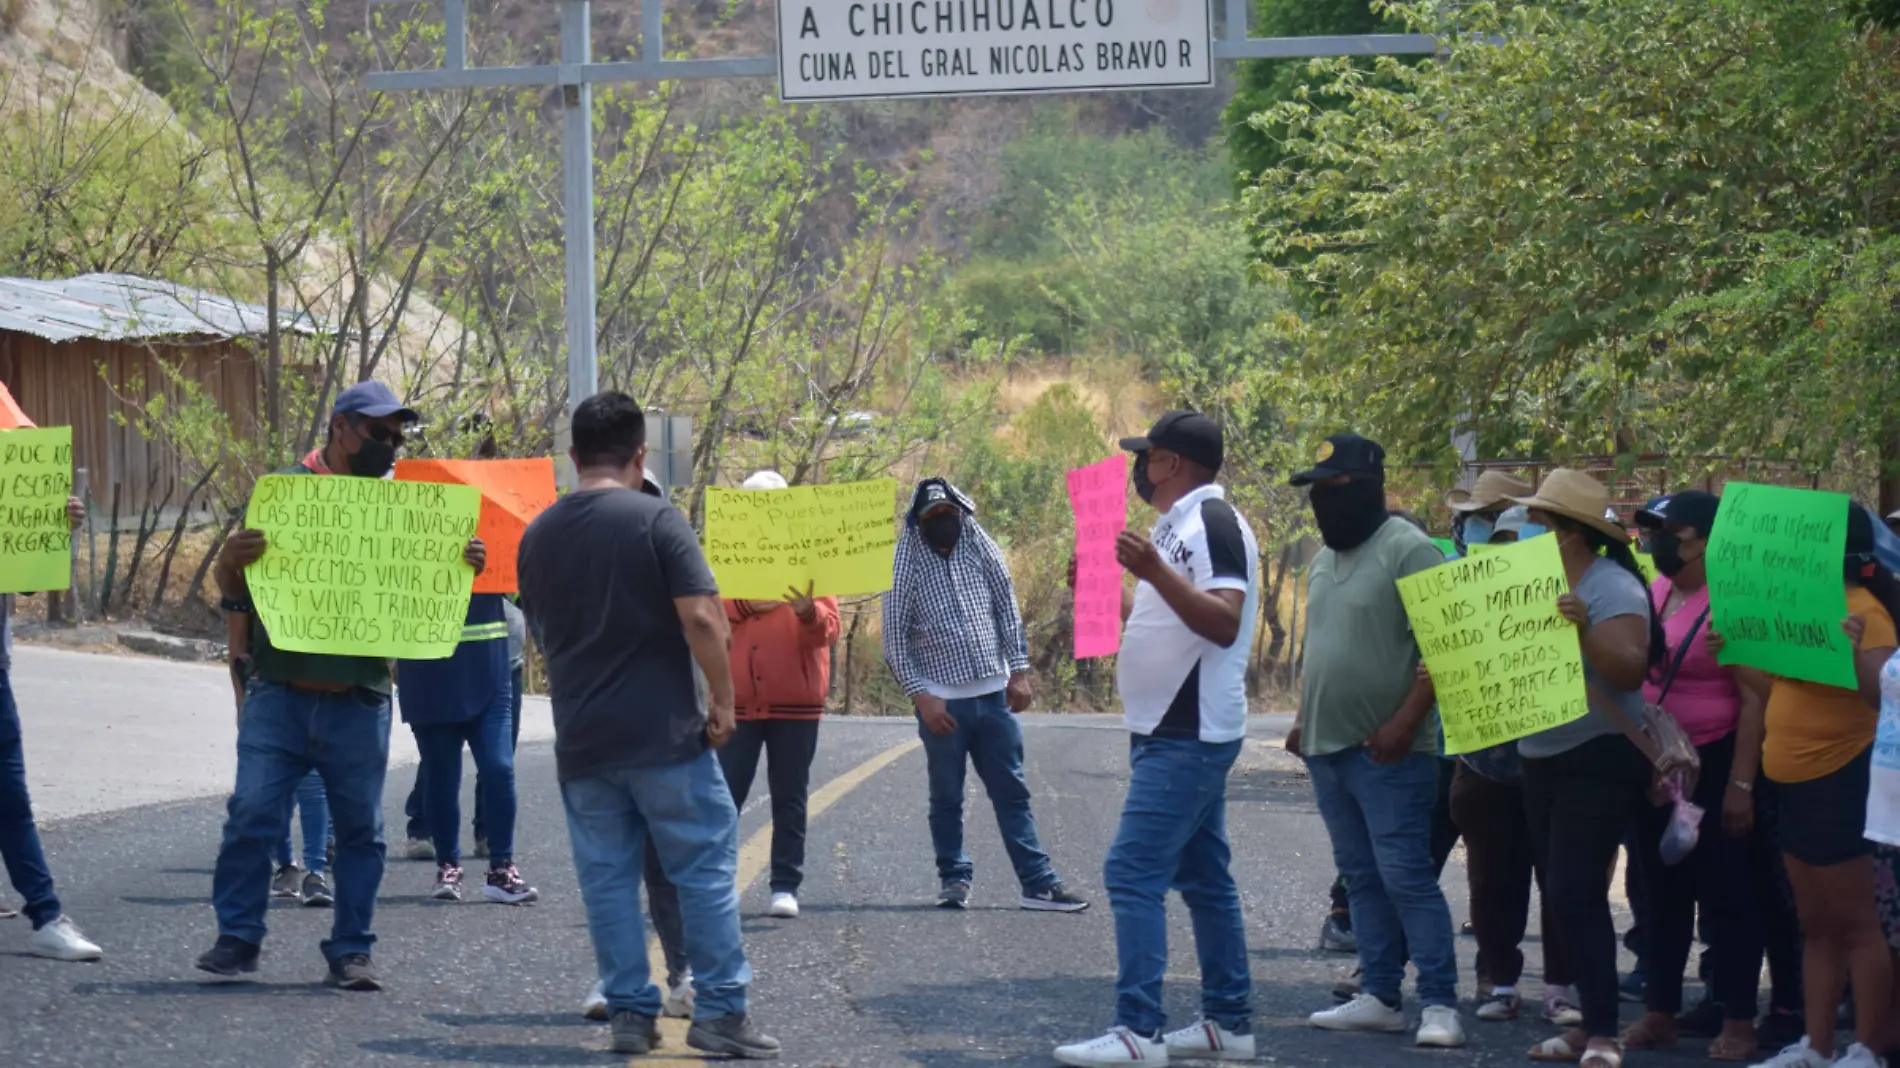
[
  {"left": 1519, "top": 522, "right": 1550, "bottom": 540},
  {"left": 1462, "top": 516, "right": 1495, "bottom": 547}
]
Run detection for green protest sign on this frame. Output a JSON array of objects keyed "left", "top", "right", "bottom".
[
  {"left": 1398, "top": 535, "right": 1588, "bottom": 755},
  {"left": 0, "top": 427, "right": 74, "bottom": 594},
  {"left": 1431, "top": 536, "right": 1456, "bottom": 559},
  {"left": 1705, "top": 482, "right": 1854, "bottom": 688},
  {"left": 244, "top": 474, "right": 481, "bottom": 659}
]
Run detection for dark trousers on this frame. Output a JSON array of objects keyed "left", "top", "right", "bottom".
[
  {"left": 1450, "top": 761, "right": 1573, "bottom": 989},
  {"left": 1752, "top": 778, "right": 1805, "bottom": 1013},
  {"left": 644, "top": 836, "right": 687, "bottom": 986},
  {"left": 1636, "top": 732, "right": 1764, "bottom": 1020},
  {"left": 1524, "top": 733, "right": 1649, "bottom": 1039},
  {"left": 0, "top": 672, "right": 61, "bottom": 930},
  {"left": 716, "top": 717, "right": 820, "bottom": 895},
  {"left": 406, "top": 665, "right": 524, "bottom": 845}
]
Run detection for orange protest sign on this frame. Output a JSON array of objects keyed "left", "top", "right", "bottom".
[
  {"left": 394, "top": 458, "right": 557, "bottom": 593},
  {"left": 0, "top": 382, "right": 36, "bottom": 429}
]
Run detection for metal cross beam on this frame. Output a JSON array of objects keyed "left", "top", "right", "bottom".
[{"left": 365, "top": 0, "right": 1436, "bottom": 421}]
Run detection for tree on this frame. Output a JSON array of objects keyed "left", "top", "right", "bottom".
[{"left": 1242, "top": 0, "right": 1900, "bottom": 502}]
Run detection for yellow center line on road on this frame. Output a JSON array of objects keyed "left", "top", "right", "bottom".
[{"left": 637, "top": 736, "right": 923, "bottom": 1065}]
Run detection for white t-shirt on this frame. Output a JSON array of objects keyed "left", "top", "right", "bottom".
[
  {"left": 1866, "top": 650, "right": 1900, "bottom": 846},
  {"left": 1116, "top": 484, "right": 1258, "bottom": 743}
]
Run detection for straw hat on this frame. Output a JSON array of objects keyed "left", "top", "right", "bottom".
[
  {"left": 1446, "top": 470, "right": 1534, "bottom": 512},
  {"left": 1510, "top": 468, "right": 1630, "bottom": 545}
]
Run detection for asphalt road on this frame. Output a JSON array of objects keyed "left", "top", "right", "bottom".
[{"left": 1, "top": 655, "right": 1662, "bottom": 1068}]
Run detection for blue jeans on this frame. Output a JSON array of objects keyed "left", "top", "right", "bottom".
[
  {"left": 413, "top": 697, "right": 517, "bottom": 866},
  {"left": 212, "top": 682, "right": 391, "bottom": 962},
  {"left": 917, "top": 689, "right": 1057, "bottom": 893},
  {"left": 1305, "top": 748, "right": 1458, "bottom": 1008},
  {"left": 1105, "top": 736, "right": 1251, "bottom": 1034},
  {"left": 561, "top": 750, "right": 752, "bottom": 1020},
  {"left": 0, "top": 671, "right": 62, "bottom": 930},
  {"left": 270, "top": 771, "right": 331, "bottom": 873}
]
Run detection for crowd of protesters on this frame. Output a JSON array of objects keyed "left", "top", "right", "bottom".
[{"left": 10, "top": 386, "right": 1900, "bottom": 1067}]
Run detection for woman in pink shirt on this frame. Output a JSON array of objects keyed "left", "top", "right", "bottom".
[{"left": 1619, "top": 491, "right": 1788, "bottom": 1061}]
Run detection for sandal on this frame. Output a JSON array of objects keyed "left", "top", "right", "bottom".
[
  {"left": 1530, "top": 1036, "right": 1584, "bottom": 1063},
  {"left": 1619, "top": 1014, "right": 1680, "bottom": 1050},
  {"left": 1580, "top": 1046, "right": 1623, "bottom": 1068},
  {"left": 1708, "top": 1031, "right": 1758, "bottom": 1062}
]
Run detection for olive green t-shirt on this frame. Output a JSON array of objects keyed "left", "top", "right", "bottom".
[{"left": 1296, "top": 517, "right": 1446, "bottom": 757}]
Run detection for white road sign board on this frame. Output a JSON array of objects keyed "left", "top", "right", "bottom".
[{"left": 778, "top": 0, "right": 1213, "bottom": 102}]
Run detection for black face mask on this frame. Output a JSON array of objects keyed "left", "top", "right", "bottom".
[
  {"left": 1132, "top": 453, "right": 1157, "bottom": 505},
  {"left": 921, "top": 511, "right": 962, "bottom": 553},
  {"left": 348, "top": 437, "right": 396, "bottom": 479},
  {"left": 1649, "top": 530, "right": 1688, "bottom": 578},
  {"left": 1309, "top": 479, "right": 1388, "bottom": 551}
]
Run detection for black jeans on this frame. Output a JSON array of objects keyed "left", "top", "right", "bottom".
[
  {"left": 716, "top": 718, "right": 820, "bottom": 895},
  {"left": 1524, "top": 733, "right": 1650, "bottom": 1039},
  {"left": 406, "top": 665, "right": 525, "bottom": 845},
  {"left": 1636, "top": 732, "right": 1763, "bottom": 1020}
]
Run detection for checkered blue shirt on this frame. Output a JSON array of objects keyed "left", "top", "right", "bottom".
[{"left": 882, "top": 508, "right": 1029, "bottom": 698}]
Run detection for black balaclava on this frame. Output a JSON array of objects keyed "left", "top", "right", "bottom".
[
  {"left": 1309, "top": 478, "right": 1388, "bottom": 551},
  {"left": 921, "top": 510, "right": 961, "bottom": 554}
]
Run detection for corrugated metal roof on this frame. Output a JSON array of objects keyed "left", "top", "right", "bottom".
[{"left": 0, "top": 273, "right": 327, "bottom": 344}]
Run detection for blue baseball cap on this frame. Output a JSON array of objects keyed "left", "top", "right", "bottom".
[{"left": 332, "top": 381, "right": 418, "bottom": 424}]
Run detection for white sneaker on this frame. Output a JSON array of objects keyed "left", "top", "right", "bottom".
[
  {"left": 1162, "top": 1019, "right": 1254, "bottom": 1061},
  {"left": 1752, "top": 1038, "right": 1837, "bottom": 1068},
  {"left": 581, "top": 981, "right": 608, "bottom": 1021},
  {"left": 1416, "top": 1005, "right": 1466, "bottom": 1048},
  {"left": 663, "top": 974, "right": 695, "bottom": 1019},
  {"left": 1837, "top": 1044, "right": 1887, "bottom": 1068},
  {"left": 26, "top": 916, "right": 102, "bottom": 961},
  {"left": 768, "top": 892, "right": 799, "bottom": 919},
  {"left": 1310, "top": 993, "right": 1407, "bottom": 1033},
  {"left": 1053, "top": 1027, "right": 1168, "bottom": 1066}
]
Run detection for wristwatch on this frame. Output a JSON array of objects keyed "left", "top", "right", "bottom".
[
  {"left": 219, "top": 596, "right": 254, "bottom": 614},
  {"left": 1730, "top": 778, "right": 1754, "bottom": 793}
]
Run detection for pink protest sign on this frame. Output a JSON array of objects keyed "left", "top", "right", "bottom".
[{"left": 1067, "top": 454, "right": 1129, "bottom": 659}]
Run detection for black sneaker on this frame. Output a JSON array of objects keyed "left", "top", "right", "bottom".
[
  {"left": 482, "top": 864, "right": 539, "bottom": 905},
  {"left": 1020, "top": 882, "right": 1090, "bottom": 913},
  {"left": 195, "top": 934, "right": 261, "bottom": 978},
  {"left": 300, "top": 871, "right": 334, "bottom": 908},
  {"left": 1320, "top": 913, "right": 1357, "bottom": 953},
  {"left": 270, "top": 863, "right": 303, "bottom": 899},
  {"left": 325, "top": 953, "right": 382, "bottom": 991},
  {"left": 610, "top": 1010, "right": 661, "bottom": 1054},
  {"left": 1331, "top": 967, "right": 1363, "bottom": 1004},
  {"left": 937, "top": 880, "right": 970, "bottom": 909},
  {"left": 687, "top": 1013, "right": 782, "bottom": 1059},
  {"left": 431, "top": 862, "right": 463, "bottom": 902}
]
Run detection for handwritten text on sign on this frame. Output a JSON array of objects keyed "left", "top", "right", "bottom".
[
  {"left": 244, "top": 475, "right": 481, "bottom": 659},
  {"left": 1067, "top": 454, "right": 1127, "bottom": 658},
  {"left": 1397, "top": 536, "right": 1588, "bottom": 755},
  {"left": 0, "top": 427, "right": 73, "bottom": 594},
  {"left": 1705, "top": 482, "right": 1854, "bottom": 689},
  {"left": 704, "top": 479, "right": 900, "bottom": 600},
  {"left": 777, "top": 0, "right": 1213, "bottom": 102}
]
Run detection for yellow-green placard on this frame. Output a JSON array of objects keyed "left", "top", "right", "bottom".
[
  {"left": 1398, "top": 535, "right": 1589, "bottom": 755},
  {"left": 0, "top": 427, "right": 74, "bottom": 594},
  {"left": 244, "top": 474, "right": 481, "bottom": 659},
  {"left": 704, "top": 479, "right": 899, "bottom": 600},
  {"left": 1705, "top": 482, "right": 1854, "bottom": 688}
]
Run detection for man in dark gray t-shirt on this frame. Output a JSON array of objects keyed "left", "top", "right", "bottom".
[{"left": 517, "top": 392, "right": 777, "bottom": 1060}]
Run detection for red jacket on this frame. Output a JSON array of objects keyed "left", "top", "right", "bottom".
[{"left": 726, "top": 597, "right": 841, "bottom": 720}]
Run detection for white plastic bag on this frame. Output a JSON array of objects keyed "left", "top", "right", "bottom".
[{"left": 1658, "top": 771, "right": 1704, "bottom": 866}]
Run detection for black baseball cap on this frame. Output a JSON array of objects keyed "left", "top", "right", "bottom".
[
  {"left": 1635, "top": 490, "right": 1720, "bottom": 538},
  {"left": 1119, "top": 411, "right": 1223, "bottom": 474},
  {"left": 332, "top": 381, "right": 419, "bottom": 423},
  {"left": 1290, "top": 433, "right": 1384, "bottom": 487}
]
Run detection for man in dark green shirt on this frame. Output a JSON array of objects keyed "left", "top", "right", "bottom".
[{"left": 194, "top": 382, "right": 485, "bottom": 991}]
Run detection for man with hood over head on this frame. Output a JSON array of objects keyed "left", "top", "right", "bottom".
[{"left": 882, "top": 478, "right": 1089, "bottom": 913}]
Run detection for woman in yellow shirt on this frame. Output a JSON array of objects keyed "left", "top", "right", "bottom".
[{"left": 1716, "top": 506, "right": 1898, "bottom": 1068}]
